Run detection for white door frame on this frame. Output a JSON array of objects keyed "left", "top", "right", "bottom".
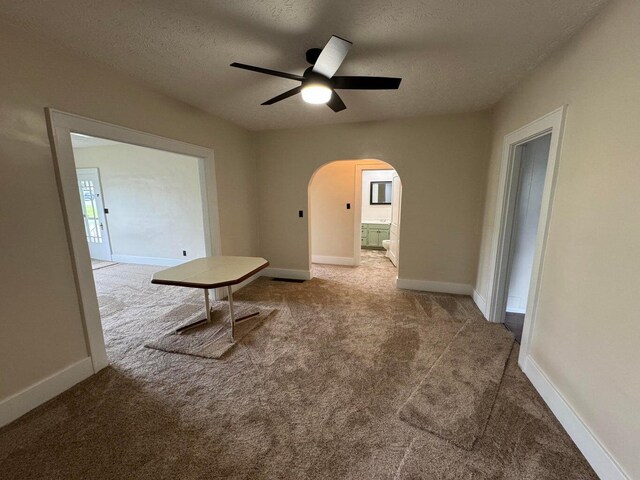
[
  {"left": 389, "top": 173, "right": 402, "bottom": 268},
  {"left": 45, "top": 108, "right": 222, "bottom": 373},
  {"left": 485, "top": 106, "right": 566, "bottom": 366},
  {"left": 353, "top": 161, "right": 395, "bottom": 266}
]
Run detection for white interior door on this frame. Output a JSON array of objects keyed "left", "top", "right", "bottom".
[
  {"left": 389, "top": 174, "right": 402, "bottom": 267},
  {"left": 76, "top": 168, "right": 112, "bottom": 261}
]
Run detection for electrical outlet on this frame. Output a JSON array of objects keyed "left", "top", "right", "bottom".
[{"left": 182, "top": 250, "right": 187, "bottom": 257}]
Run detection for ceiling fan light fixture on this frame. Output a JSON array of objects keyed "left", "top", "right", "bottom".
[
  {"left": 230, "top": 35, "right": 401, "bottom": 112},
  {"left": 301, "top": 84, "right": 332, "bottom": 104}
]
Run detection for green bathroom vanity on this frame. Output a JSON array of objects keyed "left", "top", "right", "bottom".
[{"left": 361, "top": 223, "right": 390, "bottom": 249}]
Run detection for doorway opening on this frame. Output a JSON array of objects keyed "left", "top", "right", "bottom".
[
  {"left": 47, "top": 109, "right": 221, "bottom": 372},
  {"left": 360, "top": 168, "right": 402, "bottom": 268},
  {"left": 485, "top": 106, "right": 565, "bottom": 366},
  {"left": 68, "top": 132, "right": 212, "bottom": 362},
  {"left": 308, "top": 159, "right": 402, "bottom": 279},
  {"left": 502, "top": 134, "right": 551, "bottom": 342}
]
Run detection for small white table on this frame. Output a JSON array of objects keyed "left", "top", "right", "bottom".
[{"left": 151, "top": 256, "right": 269, "bottom": 340}]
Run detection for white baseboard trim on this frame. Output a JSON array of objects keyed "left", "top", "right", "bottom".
[
  {"left": 523, "top": 356, "right": 630, "bottom": 480},
  {"left": 110, "top": 254, "right": 186, "bottom": 267},
  {"left": 0, "top": 357, "right": 94, "bottom": 428},
  {"left": 473, "top": 289, "right": 488, "bottom": 318},
  {"left": 311, "top": 255, "right": 356, "bottom": 266},
  {"left": 396, "top": 278, "right": 473, "bottom": 295},
  {"left": 506, "top": 307, "right": 527, "bottom": 314},
  {"left": 261, "top": 268, "right": 311, "bottom": 281}
]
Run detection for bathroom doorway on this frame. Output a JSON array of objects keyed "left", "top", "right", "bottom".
[
  {"left": 308, "top": 159, "right": 402, "bottom": 270},
  {"left": 359, "top": 167, "right": 401, "bottom": 268}
]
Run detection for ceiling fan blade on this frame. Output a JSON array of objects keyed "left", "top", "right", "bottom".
[
  {"left": 327, "top": 91, "right": 347, "bottom": 112},
  {"left": 230, "top": 62, "right": 304, "bottom": 81},
  {"left": 261, "top": 86, "right": 303, "bottom": 105},
  {"left": 332, "top": 76, "right": 402, "bottom": 90},
  {"left": 312, "top": 35, "right": 353, "bottom": 79}
]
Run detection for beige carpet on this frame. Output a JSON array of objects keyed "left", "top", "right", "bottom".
[
  {"left": 398, "top": 314, "right": 514, "bottom": 450},
  {"left": 0, "top": 251, "right": 597, "bottom": 479}
]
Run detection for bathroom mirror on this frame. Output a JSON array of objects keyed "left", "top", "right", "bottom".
[{"left": 370, "top": 181, "right": 392, "bottom": 205}]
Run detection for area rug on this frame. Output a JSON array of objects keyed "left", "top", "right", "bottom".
[
  {"left": 398, "top": 316, "right": 514, "bottom": 450},
  {"left": 146, "top": 302, "right": 276, "bottom": 359}
]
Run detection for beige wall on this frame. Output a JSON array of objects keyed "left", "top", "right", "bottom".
[
  {"left": 309, "top": 161, "right": 357, "bottom": 260},
  {"left": 474, "top": 0, "right": 640, "bottom": 476},
  {"left": 74, "top": 143, "right": 206, "bottom": 261},
  {"left": 0, "top": 21, "right": 259, "bottom": 400},
  {"left": 256, "top": 112, "right": 492, "bottom": 284}
]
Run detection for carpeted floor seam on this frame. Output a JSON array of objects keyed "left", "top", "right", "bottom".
[
  {"left": 395, "top": 316, "right": 470, "bottom": 418},
  {"left": 470, "top": 342, "right": 517, "bottom": 445},
  {"left": 392, "top": 437, "right": 417, "bottom": 480},
  {"left": 397, "top": 316, "right": 514, "bottom": 450}
]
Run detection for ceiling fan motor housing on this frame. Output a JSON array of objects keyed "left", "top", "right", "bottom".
[{"left": 305, "top": 48, "right": 322, "bottom": 65}]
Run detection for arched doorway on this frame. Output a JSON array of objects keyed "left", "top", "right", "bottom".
[{"left": 307, "top": 159, "right": 402, "bottom": 274}]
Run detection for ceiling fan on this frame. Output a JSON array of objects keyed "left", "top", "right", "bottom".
[{"left": 230, "top": 35, "right": 402, "bottom": 112}]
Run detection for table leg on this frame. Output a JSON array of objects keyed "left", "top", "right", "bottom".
[
  {"left": 226, "top": 285, "right": 260, "bottom": 342},
  {"left": 205, "top": 288, "right": 212, "bottom": 323},
  {"left": 227, "top": 285, "right": 235, "bottom": 341},
  {"left": 175, "top": 289, "right": 212, "bottom": 334}
]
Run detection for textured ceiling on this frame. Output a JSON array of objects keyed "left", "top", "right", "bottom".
[{"left": 0, "top": 0, "right": 607, "bottom": 130}]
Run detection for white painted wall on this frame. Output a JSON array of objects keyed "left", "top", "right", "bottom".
[
  {"left": 506, "top": 134, "right": 550, "bottom": 313},
  {"left": 73, "top": 142, "right": 207, "bottom": 262},
  {"left": 361, "top": 170, "right": 395, "bottom": 222}
]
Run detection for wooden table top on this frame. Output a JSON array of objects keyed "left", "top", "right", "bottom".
[{"left": 151, "top": 256, "right": 269, "bottom": 289}]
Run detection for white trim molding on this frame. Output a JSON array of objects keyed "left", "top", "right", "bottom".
[
  {"left": 397, "top": 278, "right": 473, "bottom": 295},
  {"left": 261, "top": 268, "right": 311, "bottom": 281},
  {"left": 46, "top": 108, "right": 221, "bottom": 374},
  {"left": 523, "top": 356, "right": 630, "bottom": 480},
  {"left": 0, "top": 358, "right": 94, "bottom": 428},
  {"left": 311, "top": 255, "right": 356, "bottom": 266},
  {"left": 472, "top": 289, "right": 488, "bottom": 318},
  {"left": 482, "top": 106, "right": 567, "bottom": 368},
  {"left": 110, "top": 254, "right": 187, "bottom": 267}
]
